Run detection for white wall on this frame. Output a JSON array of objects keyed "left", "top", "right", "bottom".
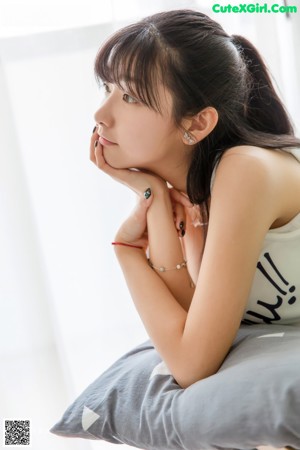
[{"left": 0, "top": 23, "right": 147, "bottom": 450}]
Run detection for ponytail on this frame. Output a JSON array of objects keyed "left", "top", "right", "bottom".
[{"left": 231, "top": 34, "right": 295, "bottom": 137}]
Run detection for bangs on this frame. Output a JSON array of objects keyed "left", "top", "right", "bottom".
[{"left": 94, "top": 24, "right": 168, "bottom": 113}]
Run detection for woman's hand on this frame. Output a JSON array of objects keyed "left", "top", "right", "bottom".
[
  {"left": 90, "top": 128, "right": 162, "bottom": 249},
  {"left": 90, "top": 128, "right": 167, "bottom": 197},
  {"left": 90, "top": 127, "right": 195, "bottom": 242},
  {"left": 168, "top": 187, "right": 193, "bottom": 237},
  {"left": 114, "top": 194, "right": 153, "bottom": 250}
]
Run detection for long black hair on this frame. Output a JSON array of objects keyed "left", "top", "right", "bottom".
[{"left": 94, "top": 9, "right": 300, "bottom": 224}]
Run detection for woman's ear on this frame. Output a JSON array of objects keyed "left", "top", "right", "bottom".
[{"left": 182, "top": 107, "right": 218, "bottom": 145}]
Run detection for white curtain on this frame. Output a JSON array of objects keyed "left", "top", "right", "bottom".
[{"left": 0, "top": 1, "right": 299, "bottom": 448}]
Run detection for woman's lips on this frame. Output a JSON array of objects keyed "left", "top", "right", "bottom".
[{"left": 99, "top": 135, "right": 117, "bottom": 146}]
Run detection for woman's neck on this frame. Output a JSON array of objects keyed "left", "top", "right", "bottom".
[{"left": 141, "top": 153, "right": 191, "bottom": 194}]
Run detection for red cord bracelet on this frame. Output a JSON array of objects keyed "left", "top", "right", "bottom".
[{"left": 111, "top": 242, "right": 143, "bottom": 249}]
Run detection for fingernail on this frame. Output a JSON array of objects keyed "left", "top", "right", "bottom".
[
  {"left": 179, "top": 221, "right": 184, "bottom": 230},
  {"left": 93, "top": 126, "right": 97, "bottom": 133},
  {"left": 144, "top": 188, "right": 152, "bottom": 199},
  {"left": 181, "top": 229, "right": 185, "bottom": 237},
  {"left": 94, "top": 140, "right": 98, "bottom": 148}
]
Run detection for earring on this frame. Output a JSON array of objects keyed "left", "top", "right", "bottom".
[{"left": 183, "top": 131, "right": 196, "bottom": 145}]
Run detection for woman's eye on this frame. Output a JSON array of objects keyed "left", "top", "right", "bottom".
[
  {"left": 122, "top": 93, "right": 138, "bottom": 104},
  {"left": 102, "top": 82, "right": 111, "bottom": 95}
]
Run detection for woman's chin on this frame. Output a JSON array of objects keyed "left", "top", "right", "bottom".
[
  {"left": 102, "top": 153, "right": 122, "bottom": 169},
  {"left": 103, "top": 151, "right": 143, "bottom": 171},
  {"left": 105, "top": 157, "right": 138, "bottom": 170},
  {"left": 107, "top": 160, "right": 131, "bottom": 169}
]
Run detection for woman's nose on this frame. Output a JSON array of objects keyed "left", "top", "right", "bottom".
[
  {"left": 94, "top": 96, "right": 114, "bottom": 128},
  {"left": 94, "top": 109, "right": 107, "bottom": 129}
]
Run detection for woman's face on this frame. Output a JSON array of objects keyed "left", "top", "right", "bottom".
[{"left": 93, "top": 82, "right": 186, "bottom": 171}]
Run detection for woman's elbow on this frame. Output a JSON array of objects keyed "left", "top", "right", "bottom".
[{"left": 172, "top": 363, "right": 219, "bottom": 389}]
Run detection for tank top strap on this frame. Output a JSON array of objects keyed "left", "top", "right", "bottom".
[
  {"left": 281, "top": 147, "right": 300, "bottom": 163},
  {"left": 210, "top": 159, "right": 221, "bottom": 192}
]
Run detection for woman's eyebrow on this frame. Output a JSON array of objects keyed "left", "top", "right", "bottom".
[
  {"left": 120, "top": 75, "right": 136, "bottom": 86},
  {"left": 118, "top": 78, "right": 137, "bottom": 92}
]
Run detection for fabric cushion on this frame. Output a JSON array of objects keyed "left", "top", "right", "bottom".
[{"left": 50, "top": 324, "right": 300, "bottom": 449}]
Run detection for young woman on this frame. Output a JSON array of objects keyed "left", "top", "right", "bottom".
[{"left": 90, "top": 9, "right": 300, "bottom": 389}]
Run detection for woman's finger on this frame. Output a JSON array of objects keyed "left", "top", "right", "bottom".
[
  {"left": 133, "top": 191, "right": 154, "bottom": 221},
  {"left": 93, "top": 143, "right": 164, "bottom": 198},
  {"left": 94, "top": 142, "right": 136, "bottom": 186},
  {"left": 168, "top": 187, "right": 193, "bottom": 208},
  {"left": 173, "top": 201, "right": 186, "bottom": 237},
  {"left": 90, "top": 125, "right": 99, "bottom": 164},
  {"left": 90, "top": 127, "right": 129, "bottom": 180},
  {"left": 115, "top": 193, "right": 154, "bottom": 250},
  {"left": 90, "top": 124, "right": 167, "bottom": 198}
]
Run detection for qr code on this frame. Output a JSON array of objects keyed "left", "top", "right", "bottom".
[{"left": 4, "top": 420, "right": 30, "bottom": 446}]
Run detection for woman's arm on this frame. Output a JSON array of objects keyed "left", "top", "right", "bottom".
[
  {"left": 91, "top": 135, "right": 196, "bottom": 311},
  {"left": 92, "top": 137, "right": 281, "bottom": 388},
  {"left": 146, "top": 187, "right": 196, "bottom": 311},
  {"left": 114, "top": 185, "right": 196, "bottom": 313},
  {"left": 113, "top": 151, "right": 281, "bottom": 388}
]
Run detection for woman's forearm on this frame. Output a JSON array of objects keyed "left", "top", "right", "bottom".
[
  {"left": 146, "top": 187, "right": 195, "bottom": 311},
  {"left": 114, "top": 246, "right": 186, "bottom": 360},
  {"left": 113, "top": 187, "right": 198, "bottom": 386},
  {"left": 111, "top": 186, "right": 198, "bottom": 386}
]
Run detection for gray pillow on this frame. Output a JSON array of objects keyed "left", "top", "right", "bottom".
[{"left": 50, "top": 324, "right": 300, "bottom": 449}]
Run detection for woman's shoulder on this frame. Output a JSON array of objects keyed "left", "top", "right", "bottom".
[
  {"left": 220, "top": 144, "right": 294, "bottom": 163},
  {"left": 212, "top": 144, "right": 300, "bottom": 229},
  {"left": 214, "top": 144, "right": 299, "bottom": 185},
  {"left": 212, "top": 145, "right": 280, "bottom": 189}
]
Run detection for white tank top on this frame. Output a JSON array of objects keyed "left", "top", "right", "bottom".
[
  {"left": 211, "top": 148, "right": 300, "bottom": 325},
  {"left": 242, "top": 211, "right": 300, "bottom": 325}
]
